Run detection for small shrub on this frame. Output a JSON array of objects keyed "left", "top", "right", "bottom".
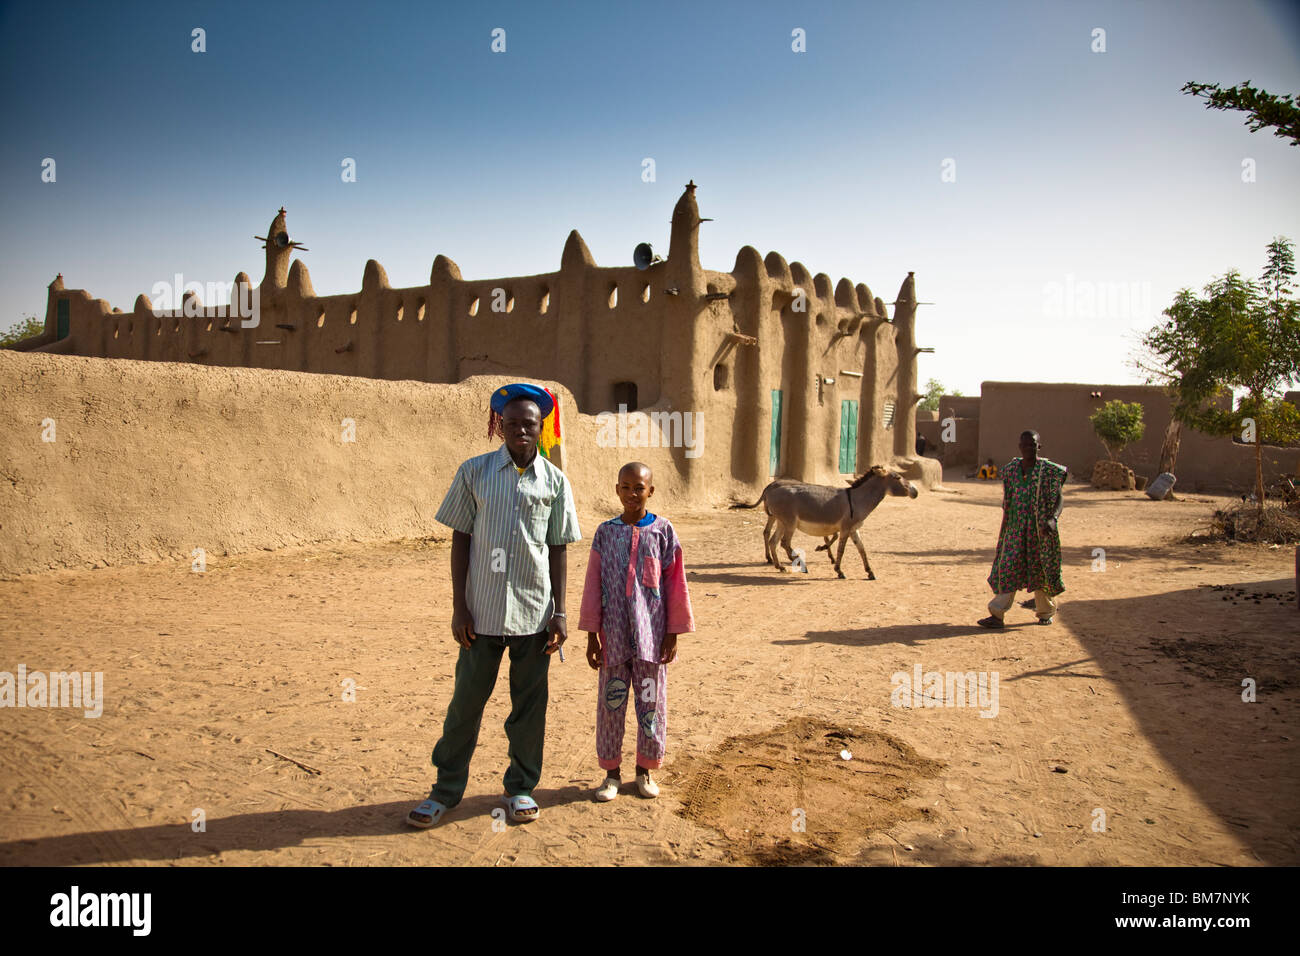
[{"left": 1090, "top": 400, "right": 1145, "bottom": 461}]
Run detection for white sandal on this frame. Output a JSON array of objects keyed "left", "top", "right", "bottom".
[
  {"left": 595, "top": 776, "right": 620, "bottom": 802},
  {"left": 636, "top": 771, "right": 659, "bottom": 799}
]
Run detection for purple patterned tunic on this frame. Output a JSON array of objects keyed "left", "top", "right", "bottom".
[{"left": 578, "top": 513, "right": 695, "bottom": 665}]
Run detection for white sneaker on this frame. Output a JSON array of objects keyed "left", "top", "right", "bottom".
[
  {"left": 595, "top": 776, "right": 620, "bottom": 802},
  {"left": 636, "top": 772, "right": 659, "bottom": 799}
]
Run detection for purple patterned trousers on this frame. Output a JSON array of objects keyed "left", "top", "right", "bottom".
[{"left": 596, "top": 658, "right": 668, "bottom": 770}]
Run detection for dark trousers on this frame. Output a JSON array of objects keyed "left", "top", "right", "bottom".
[{"left": 430, "top": 632, "right": 551, "bottom": 807}]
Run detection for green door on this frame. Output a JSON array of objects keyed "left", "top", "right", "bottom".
[
  {"left": 769, "top": 390, "right": 783, "bottom": 476},
  {"left": 57, "top": 299, "right": 69, "bottom": 339},
  {"left": 839, "top": 399, "right": 859, "bottom": 473}
]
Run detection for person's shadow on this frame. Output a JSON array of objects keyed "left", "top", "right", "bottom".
[
  {"left": 774, "top": 622, "right": 1023, "bottom": 648},
  {"left": 0, "top": 786, "right": 593, "bottom": 865}
]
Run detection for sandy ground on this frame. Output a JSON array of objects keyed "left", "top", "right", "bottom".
[{"left": 0, "top": 473, "right": 1296, "bottom": 866}]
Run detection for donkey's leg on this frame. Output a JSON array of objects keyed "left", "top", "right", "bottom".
[
  {"left": 818, "top": 535, "right": 838, "bottom": 564},
  {"left": 763, "top": 514, "right": 777, "bottom": 565},
  {"left": 779, "top": 528, "right": 799, "bottom": 569},
  {"left": 850, "top": 529, "right": 875, "bottom": 580},
  {"left": 833, "top": 533, "right": 850, "bottom": 579},
  {"left": 768, "top": 523, "right": 787, "bottom": 572}
]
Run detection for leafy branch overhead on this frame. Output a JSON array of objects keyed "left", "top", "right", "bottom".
[{"left": 1181, "top": 81, "right": 1300, "bottom": 146}]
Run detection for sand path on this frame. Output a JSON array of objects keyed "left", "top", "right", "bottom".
[{"left": 1, "top": 476, "right": 1296, "bottom": 866}]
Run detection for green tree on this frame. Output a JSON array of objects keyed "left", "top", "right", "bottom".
[
  {"left": 1181, "top": 81, "right": 1300, "bottom": 147},
  {"left": 0, "top": 315, "right": 44, "bottom": 347},
  {"left": 1233, "top": 395, "right": 1300, "bottom": 447},
  {"left": 919, "top": 378, "right": 962, "bottom": 412},
  {"left": 1139, "top": 237, "right": 1300, "bottom": 511},
  {"left": 1090, "top": 400, "right": 1145, "bottom": 462}
]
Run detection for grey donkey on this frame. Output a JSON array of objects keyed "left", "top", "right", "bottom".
[{"left": 730, "top": 467, "right": 918, "bottom": 578}]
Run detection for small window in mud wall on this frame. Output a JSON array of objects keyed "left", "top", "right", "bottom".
[
  {"left": 612, "top": 381, "right": 638, "bottom": 412},
  {"left": 713, "top": 363, "right": 729, "bottom": 391},
  {"left": 882, "top": 400, "right": 897, "bottom": 429}
]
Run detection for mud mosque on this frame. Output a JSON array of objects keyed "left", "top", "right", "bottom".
[{"left": 11, "top": 182, "right": 938, "bottom": 493}]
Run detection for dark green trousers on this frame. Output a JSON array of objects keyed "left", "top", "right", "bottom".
[{"left": 430, "top": 632, "right": 551, "bottom": 807}]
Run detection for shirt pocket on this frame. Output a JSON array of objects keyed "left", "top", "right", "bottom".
[
  {"left": 520, "top": 491, "right": 554, "bottom": 544},
  {"left": 640, "top": 553, "right": 661, "bottom": 598}
]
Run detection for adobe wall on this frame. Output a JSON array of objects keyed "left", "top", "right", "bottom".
[
  {"left": 14, "top": 186, "right": 933, "bottom": 494},
  {"left": 930, "top": 395, "right": 981, "bottom": 467},
  {"left": 39, "top": 235, "right": 673, "bottom": 419},
  {"left": 939, "top": 395, "right": 981, "bottom": 421},
  {"left": 978, "top": 382, "right": 1300, "bottom": 491},
  {"left": 0, "top": 352, "right": 733, "bottom": 578},
  {"left": 915, "top": 418, "right": 942, "bottom": 454},
  {"left": 938, "top": 420, "right": 980, "bottom": 468},
  {"left": 714, "top": 242, "right": 911, "bottom": 490}
]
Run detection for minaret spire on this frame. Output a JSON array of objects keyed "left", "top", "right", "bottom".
[{"left": 255, "top": 207, "right": 308, "bottom": 291}]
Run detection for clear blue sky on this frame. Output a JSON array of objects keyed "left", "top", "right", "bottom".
[{"left": 2, "top": 0, "right": 1298, "bottom": 395}]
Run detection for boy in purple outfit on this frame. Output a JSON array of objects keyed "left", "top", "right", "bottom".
[{"left": 580, "top": 462, "right": 695, "bottom": 800}]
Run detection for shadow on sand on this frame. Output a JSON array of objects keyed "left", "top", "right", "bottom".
[
  {"left": 797, "top": 574, "right": 1299, "bottom": 864},
  {"left": 0, "top": 786, "right": 594, "bottom": 866},
  {"left": 1061, "top": 577, "right": 1299, "bottom": 863},
  {"left": 774, "top": 622, "right": 1047, "bottom": 648}
]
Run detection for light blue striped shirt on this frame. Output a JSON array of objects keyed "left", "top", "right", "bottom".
[{"left": 435, "top": 443, "right": 582, "bottom": 636}]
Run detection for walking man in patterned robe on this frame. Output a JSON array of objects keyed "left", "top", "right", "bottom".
[{"left": 978, "top": 430, "right": 1067, "bottom": 627}]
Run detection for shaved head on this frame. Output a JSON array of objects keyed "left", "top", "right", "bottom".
[{"left": 619, "top": 461, "right": 652, "bottom": 483}]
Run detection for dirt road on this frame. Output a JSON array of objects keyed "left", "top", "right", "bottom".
[{"left": 1, "top": 477, "right": 1295, "bottom": 865}]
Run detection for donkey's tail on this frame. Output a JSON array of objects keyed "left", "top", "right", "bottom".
[{"left": 729, "top": 485, "right": 769, "bottom": 510}]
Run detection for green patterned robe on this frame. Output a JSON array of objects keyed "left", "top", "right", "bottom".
[{"left": 987, "top": 457, "right": 1067, "bottom": 597}]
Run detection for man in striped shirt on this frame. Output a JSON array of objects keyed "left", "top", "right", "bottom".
[{"left": 408, "top": 384, "right": 581, "bottom": 827}]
